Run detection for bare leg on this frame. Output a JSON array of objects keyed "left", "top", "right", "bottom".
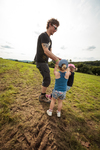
[
  {"left": 58, "top": 99, "right": 63, "bottom": 112},
  {"left": 41, "top": 86, "right": 47, "bottom": 93},
  {"left": 49, "top": 97, "right": 56, "bottom": 110}
]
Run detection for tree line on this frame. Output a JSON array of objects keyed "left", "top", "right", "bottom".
[
  {"left": 48, "top": 60, "right": 100, "bottom": 75},
  {"left": 32, "top": 60, "right": 100, "bottom": 75}
]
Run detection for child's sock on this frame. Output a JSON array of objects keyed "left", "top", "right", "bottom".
[
  {"left": 57, "top": 110, "right": 60, "bottom": 112},
  {"left": 49, "top": 109, "right": 53, "bottom": 112}
]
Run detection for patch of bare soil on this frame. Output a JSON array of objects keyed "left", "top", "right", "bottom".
[{"left": 0, "top": 85, "right": 71, "bottom": 150}]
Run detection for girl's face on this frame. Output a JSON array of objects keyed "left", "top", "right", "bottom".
[
  {"left": 73, "top": 68, "right": 76, "bottom": 72},
  {"left": 69, "top": 67, "right": 75, "bottom": 72}
]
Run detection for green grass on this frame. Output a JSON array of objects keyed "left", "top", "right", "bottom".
[
  {"left": 49, "top": 63, "right": 100, "bottom": 149},
  {"left": 0, "top": 58, "right": 100, "bottom": 149},
  {"left": 0, "top": 58, "right": 39, "bottom": 128}
]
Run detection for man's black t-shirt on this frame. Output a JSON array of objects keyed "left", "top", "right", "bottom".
[
  {"left": 67, "top": 72, "right": 74, "bottom": 87},
  {"left": 35, "top": 32, "right": 52, "bottom": 63}
]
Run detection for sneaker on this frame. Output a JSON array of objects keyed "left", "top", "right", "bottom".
[
  {"left": 39, "top": 95, "right": 51, "bottom": 103},
  {"left": 46, "top": 94, "right": 52, "bottom": 100},
  {"left": 47, "top": 109, "right": 52, "bottom": 116},
  {"left": 57, "top": 111, "right": 61, "bottom": 117}
]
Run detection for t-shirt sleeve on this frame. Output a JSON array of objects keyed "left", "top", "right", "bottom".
[{"left": 40, "top": 33, "right": 48, "bottom": 44}]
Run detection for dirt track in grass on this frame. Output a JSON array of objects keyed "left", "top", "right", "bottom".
[{"left": 0, "top": 77, "right": 72, "bottom": 150}]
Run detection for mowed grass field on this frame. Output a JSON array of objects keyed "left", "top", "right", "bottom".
[{"left": 0, "top": 58, "right": 100, "bottom": 150}]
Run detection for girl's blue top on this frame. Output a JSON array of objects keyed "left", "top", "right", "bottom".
[{"left": 54, "top": 71, "right": 68, "bottom": 92}]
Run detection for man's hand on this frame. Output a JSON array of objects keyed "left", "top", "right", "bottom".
[{"left": 57, "top": 57, "right": 61, "bottom": 60}]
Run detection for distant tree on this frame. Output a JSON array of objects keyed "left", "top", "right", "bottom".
[
  {"left": 91, "top": 66, "right": 100, "bottom": 75},
  {"left": 77, "top": 63, "right": 92, "bottom": 74},
  {"left": 32, "top": 61, "right": 36, "bottom": 64},
  {"left": 69, "top": 59, "right": 72, "bottom": 63},
  {"left": 48, "top": 61, "right": 55, "bottom": 68}
]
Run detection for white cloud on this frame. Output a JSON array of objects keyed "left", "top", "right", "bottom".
[{"left": 83, "top": 46, "right": 96, "bottom": 51}]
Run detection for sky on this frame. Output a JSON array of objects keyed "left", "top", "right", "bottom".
[{"left": 0, "top": 0, "right": 100, "bottom": 62}]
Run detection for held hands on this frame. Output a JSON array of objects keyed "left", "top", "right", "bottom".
[
  {"left": 57, "top": 57, "right": 61, "bottom": 61},
  {"left": 56, "top": 57, "right": 61, "bottom": 64},
  {"left": 55, "top": 59, "right": 60, "bottom": 65},
  {"left": 55, "top": 64, "right": 58, "bottom": 68}
]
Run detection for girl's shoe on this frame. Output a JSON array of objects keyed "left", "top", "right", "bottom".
[
  {"left": 57, "top": 111, "right": 61, "bottom": 117},
  {"left": 47, "top": 109, "right": 52, "bottom": 116},
  {"left": 46, "top": 94, "right": 51, "bottom": 100}
]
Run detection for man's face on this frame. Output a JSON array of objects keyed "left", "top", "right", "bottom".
[{"left": 50, "top": 24, "right": 58, "bottom": 35}]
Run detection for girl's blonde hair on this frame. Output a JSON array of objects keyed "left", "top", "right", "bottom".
[{"left": 60, "top": 64, "right": 67, "bottom": 71}]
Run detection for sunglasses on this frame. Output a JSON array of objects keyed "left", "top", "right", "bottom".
[{"left": 52, "top": 24, "right": 57, "bottom": 30}]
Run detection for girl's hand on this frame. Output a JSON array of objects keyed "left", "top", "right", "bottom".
[
  {"left": 54, "top": 64, "right": 58, "bottom": 74},
  {"left": 55, "top": 64, "right": 58, "bottom": 68},
  {"left": 67, "top": 67, "right": 70, "bottom": 71}
]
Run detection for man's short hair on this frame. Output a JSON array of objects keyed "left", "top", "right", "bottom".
[{"left": 46, "top": 18, "right": 60, "bottom": 29}]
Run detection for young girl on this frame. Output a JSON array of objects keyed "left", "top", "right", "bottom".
[
  {"left": 46, "top": 63, "right": 77, "bottom": 99},
  {"left": 66, "top": 64, "right": 77, "bottom": 91},
  {"left": 47, "top": 59, "right": 70, "bottom": 117}
]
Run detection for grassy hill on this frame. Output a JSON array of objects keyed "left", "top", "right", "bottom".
[{"left": 0, "top": 58, "right": 100, "bottom": 150}]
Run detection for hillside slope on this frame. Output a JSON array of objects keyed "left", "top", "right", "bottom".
[{"left": 0, "top": 58, "right": 100, "bottom": 150}]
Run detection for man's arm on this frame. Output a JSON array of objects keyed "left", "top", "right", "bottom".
[
  {"left": 50, "top": 48, "right": 52, "bottom": 52},
  {"left": 42, "top": 43, "right": 60, "bottom": 64},
  {"left": 57, "top": 56, "right": 61, "bottom": 60},
  {"left": 50, "top": 47, "right": 61, "bottom": 60}
]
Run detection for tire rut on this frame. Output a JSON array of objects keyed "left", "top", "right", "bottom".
[{"left": 0, "top": 86, "right": 70, "bottom": 150}]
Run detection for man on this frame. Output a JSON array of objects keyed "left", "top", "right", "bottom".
[{"left": 35, "top": 18, "right": 61, "bottom": 103}]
